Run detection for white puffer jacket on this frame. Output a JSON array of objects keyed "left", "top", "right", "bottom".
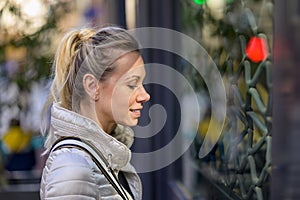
[{"left": 40, "top": 103, "right": 142, "bottom": 200}]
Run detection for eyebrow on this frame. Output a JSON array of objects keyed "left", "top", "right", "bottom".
[{"left": 125, "top": 75, "right": 141, "bottom": 81}]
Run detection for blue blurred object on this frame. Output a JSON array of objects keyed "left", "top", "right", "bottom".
[{"left": 4, "top": 149, "right": 35, "bottom": 171}]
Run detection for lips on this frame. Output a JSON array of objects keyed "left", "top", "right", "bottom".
[
  {"left": 130, "top": 109, "right": 140, "bottom": 113},
  {"left": 130, "top": 107, "right": 142, "bottom": 117}
]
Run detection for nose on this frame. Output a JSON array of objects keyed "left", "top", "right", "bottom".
[{"left": 137, "top": 86, "right": 150, "bottom": 103}]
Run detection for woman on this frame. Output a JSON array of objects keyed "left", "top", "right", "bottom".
[{"left": 40, "top": 26, "right": 150, "bottom": 200}]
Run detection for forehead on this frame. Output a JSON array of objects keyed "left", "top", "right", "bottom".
[{"left": 113, "top": 52, "right": 145, "bottom": 78}]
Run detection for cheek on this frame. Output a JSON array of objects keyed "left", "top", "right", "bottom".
[
  {"left": 111, "top": 87, "right": 132, "bottom": 110},
  {"left": 100, "top": 88, "right": 114, "bottom": 107},
  {"left": 128, "top": 93, "right": 136, "bottom": 107}
]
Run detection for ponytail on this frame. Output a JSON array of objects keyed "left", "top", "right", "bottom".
[
  {"left": 41, "top": 28, "right": 95, "bottom": 148},
  {"left": 53, "top": 29, "right": 95, "bottom": 109}
]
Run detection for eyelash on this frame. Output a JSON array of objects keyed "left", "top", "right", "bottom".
[{"left": 128, "top": 85, "right": 138, "bottom": 90}]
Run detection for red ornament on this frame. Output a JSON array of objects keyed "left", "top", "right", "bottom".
[{"left": 245, "top": 36, "right": 268, "bottom": 63}]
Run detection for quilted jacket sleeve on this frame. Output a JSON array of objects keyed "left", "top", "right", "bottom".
[{"left": 40, "top": 148, "right": 99, "bottom": 200}]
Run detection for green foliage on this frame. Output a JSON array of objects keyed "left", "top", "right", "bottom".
[{"left": 0, "top": 0, "right": 73, "bottom": 90}]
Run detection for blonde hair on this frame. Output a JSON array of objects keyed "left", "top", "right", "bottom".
[{"left": 41, "top": 26, "right": 140, "bottom": 148}]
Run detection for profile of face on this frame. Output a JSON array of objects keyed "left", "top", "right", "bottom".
[{"left": 94, "top": 52, "right": 150, "bottom": 129}]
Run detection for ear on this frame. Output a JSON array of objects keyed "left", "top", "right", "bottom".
[{"left": 82, "top": 74, "right": 100, "bottom": 101}]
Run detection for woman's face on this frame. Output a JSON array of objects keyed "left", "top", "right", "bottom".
[{"left": 96, "top": 52, "right": 150, "bottom": 128}]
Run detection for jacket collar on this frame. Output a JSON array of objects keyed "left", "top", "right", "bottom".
[{"left": 50, "top": 103, "right": 134, "bottom": 170}]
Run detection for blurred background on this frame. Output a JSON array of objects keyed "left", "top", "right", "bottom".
[{"left": 0, "top": 0, "right": 299, "bottom": 199}]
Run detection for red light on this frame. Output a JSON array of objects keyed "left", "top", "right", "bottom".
[{"left": 245, "top": 36, "right": 268, "bottom": 63}]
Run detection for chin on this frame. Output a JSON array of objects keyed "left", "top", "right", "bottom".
[
  {"left": 118, "top": 119, "right": 138, "bottom": 127},
  {"left": 128, "top": 119, "right": 139, "bottom": 127},
  {"left": 128, "top": 121, "right": 138, "bottom": 127}
]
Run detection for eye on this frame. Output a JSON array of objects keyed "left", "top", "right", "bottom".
[
  {"left": 127, "top": 78, "right": 139, "bottom": 90},
  {"left": 128, "top": 85, "right": 138, "bottom": 90}
]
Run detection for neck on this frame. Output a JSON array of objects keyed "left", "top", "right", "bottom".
[
  {"left": 79, "top": 101, "right": 116, "bottom": 134},
  {"left": 98, "top": 120, "right": 117, "bottom": 134}
]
